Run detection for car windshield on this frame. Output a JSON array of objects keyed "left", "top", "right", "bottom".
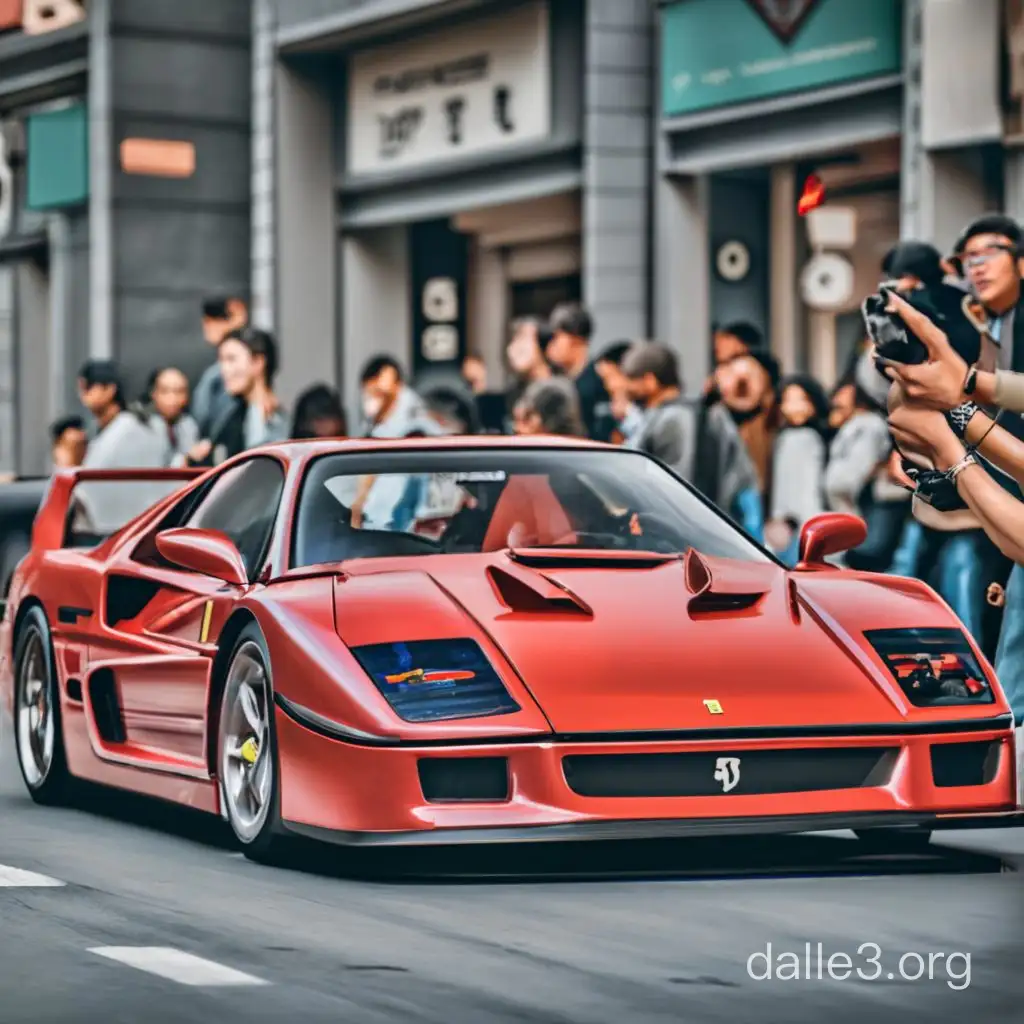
[{"left": 292, "top": 448, "right": 771, "bottom": 568}]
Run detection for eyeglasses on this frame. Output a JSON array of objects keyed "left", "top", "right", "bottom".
[{"left": 959, "top": 244, "right": 1015, "bottom": 271}]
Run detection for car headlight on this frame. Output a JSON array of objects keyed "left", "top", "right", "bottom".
[
  {"left": 350, "top": 638, "right": 521, "bottom": 723},
  {"left": 865, "top": 627, "right": 994, "bottom": 707}
]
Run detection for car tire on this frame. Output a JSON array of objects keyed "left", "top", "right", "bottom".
[
  {"left": 853, "top": 827, "right": 933, "bottom": 852},
  {"left": 12, "top": 605, "right": 73, "bottom": 805},
  {"left": 216, "top": 622, "right": 288, "bottom": 864}
]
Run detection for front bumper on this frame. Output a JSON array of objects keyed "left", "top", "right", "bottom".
[{"left": 275, "top": 703, "right": 1019, "bottom": 846}]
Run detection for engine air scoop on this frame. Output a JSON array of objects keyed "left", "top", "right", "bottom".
[{"left": 684, "top": 548, "right": 773, "bottom": 616}]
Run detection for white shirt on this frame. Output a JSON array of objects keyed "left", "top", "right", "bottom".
[{"left": 75, "top": 411, "right": 173, "bottom": 535}]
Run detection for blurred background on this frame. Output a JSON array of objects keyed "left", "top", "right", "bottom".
[{"left": 0, "top": 0, "right": 1014, "bottom": 475}]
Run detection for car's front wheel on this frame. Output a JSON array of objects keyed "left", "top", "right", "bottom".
[
  {"left": 217, "top": 624, "right": 288, "bottom": 864},
  {"left": 13, "top": 606, "right": 73, "bottom": 804}
]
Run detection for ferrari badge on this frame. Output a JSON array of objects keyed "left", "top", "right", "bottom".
[{"left": 703, "top": 699, "right": 724, "bottom": 715}]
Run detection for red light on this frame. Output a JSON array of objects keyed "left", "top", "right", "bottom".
[{"left": 798, "top": 174, "right": 825, "bottom": 216}]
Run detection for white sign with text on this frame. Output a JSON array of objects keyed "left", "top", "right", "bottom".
[{"left": 346, "top": 1, "right": 551, "bottom": 176}]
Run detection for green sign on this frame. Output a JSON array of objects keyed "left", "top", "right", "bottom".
[
  {"left": 662, "top": 0, "right": 902, "bottom": 118},
  {"left": 27, "top": 103, "right": 89, "bottom": 211}
]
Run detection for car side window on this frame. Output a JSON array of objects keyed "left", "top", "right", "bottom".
[{"left": 181, "top": 457, "right": 286, "bottom": 580}]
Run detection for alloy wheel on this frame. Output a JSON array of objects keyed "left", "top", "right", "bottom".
[
  {"left": 15, "top": 628, "right": 55, "bottom": 788},
  {"left": 220, "top": 641, "right": 274, "bottom": 843}
]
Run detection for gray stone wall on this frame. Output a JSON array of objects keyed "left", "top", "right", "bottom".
[
  {"left": 582, "top": 0, "right": 653, "bottom": 345},
  {"left": 106, "top": 0, "right": 252, "bottom": 393},
  {"left": 251, "top": 0, "right": 276, "bottom": 330}
]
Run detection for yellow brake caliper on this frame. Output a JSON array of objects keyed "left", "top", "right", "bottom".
[{"left": 239, "top": 737, "right": 259, "bottom": 765}]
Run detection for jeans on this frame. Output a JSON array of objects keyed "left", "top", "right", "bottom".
[
  {"left": 935, "top": 532, "right": 983, "bottom": 640},
  {"left": 889, "top": 522, "right": 983, "bottom": 641},
  {"left": 995, "top": 563, "right": 1024, "bottom": 722},
  {"left": 734, "top": 487, "right": 764, "bottom": 543},
  {"left": 889, "top": 519, "right": 924, "bottom": 578}
]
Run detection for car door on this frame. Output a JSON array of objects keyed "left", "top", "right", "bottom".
[{"left": 86, "top": 457, "right": 286, "bottom": 773}]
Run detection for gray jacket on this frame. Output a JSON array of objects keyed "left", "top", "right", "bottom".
[
  {"left": 631, "top": 398, "right": 759, "bottom": 514},
  {"left": 770, "top": 427, "right": 826, "bottom": 527},
  {"left": 825, "top": 411, "right": 892, "bottom": 516},
  {"left": 191, "top": 361, "right": 235, "bottom": 437}
]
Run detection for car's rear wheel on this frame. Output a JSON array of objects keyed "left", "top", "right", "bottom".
[
  {"left": 854, "top": 827, "right": 933, "bottom": 852},
  {"left": 217, "top": 624, "right": 287, "bottom": 864},
  {"left": 13, "top": 606, "right": 73, "bottom": 805}
]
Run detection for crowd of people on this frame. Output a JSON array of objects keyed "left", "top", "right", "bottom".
[{"left": 44, "top": 213, "right": 1024, "bottom": 691}]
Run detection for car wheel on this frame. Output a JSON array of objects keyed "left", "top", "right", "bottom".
[
  {"left": 217, "top": 624, "right": 287, "bottom": 864},
  {"left": 13, "top": 606, "right": 73, "bottom": 805},
  {"left": 854, "top": 827, "right": 933, "bottom": 852}
]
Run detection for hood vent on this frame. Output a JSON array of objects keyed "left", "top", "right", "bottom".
[
  {"left": 685, "top": 549, "right": 771, "bottom": 617},
  {"left": 487, "top": 564, "right": 592, "bottom": 616}
]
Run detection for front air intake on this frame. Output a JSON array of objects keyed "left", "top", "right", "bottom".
[
  {"left": 930, "top": 740, "right": 1001, "bottom": 788},
  {"left": 418, "top": 757, "right": 509, "bottom": 803}
]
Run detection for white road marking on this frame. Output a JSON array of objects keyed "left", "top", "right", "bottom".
[
  {"left": 88, "top": 947, "right": 269, "bottom": 987},
  {"left": 0, "top": 865, "right": 66, "bottom": 887}
]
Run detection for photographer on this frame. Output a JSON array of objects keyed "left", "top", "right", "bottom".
[
  {"left": 881, "top": 291, "right": 1024, "bottom": 719},
  {"left": 874, "top": 243, "right": 984, "bottom": 637},
  {"left": 879, "top": 217, "right": 1024, "bottom": 663}
]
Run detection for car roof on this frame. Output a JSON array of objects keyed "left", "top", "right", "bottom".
[{"left": 251, "top": 434, "right": 615, "bottom": 461}]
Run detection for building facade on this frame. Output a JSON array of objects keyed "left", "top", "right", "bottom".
[
  {"left": 0, "top": 0, "right": 251, "bottom": 475},
  {"left": 654, "top": 0, "right": 1009, "bottom": 392},
  {"left": 253, "top": 0, "right": 654, "bottom": 416},
  {"left": 5, "top": 0, "right": 1024, "bottom": 474}
]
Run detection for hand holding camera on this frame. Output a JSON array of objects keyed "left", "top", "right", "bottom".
[
  {"left": 862, "top": 281, "right": 990, "bottom": 526},
  {"left": 870, "top": 288, "right": 977, "bottom": 410}
]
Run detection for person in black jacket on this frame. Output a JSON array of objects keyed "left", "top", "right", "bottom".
[{"left": 546, "top": 303, "right": 615, "bottom": 442}]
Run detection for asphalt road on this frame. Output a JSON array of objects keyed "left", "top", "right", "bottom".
[{"left": 1, "top": 717, "right": 1022, "bottom": 1024}]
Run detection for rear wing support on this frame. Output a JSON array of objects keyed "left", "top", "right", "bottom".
[{"left": 32, "top": 467, "right": 205, "bottom": 551}]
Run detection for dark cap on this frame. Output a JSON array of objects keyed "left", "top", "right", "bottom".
[
  {"left": 952, "top": 214, "right": 1023, "bottom": 255},
  {"left": 882, "top": 241, "right": 944, "bottom": 286}
]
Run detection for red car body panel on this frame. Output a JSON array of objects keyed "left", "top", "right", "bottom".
[{"left": 0, "top": 440, "right": 1019, "bottom": 845}]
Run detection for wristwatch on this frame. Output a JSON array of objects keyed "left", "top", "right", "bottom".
[
  {"left": 964, "top": 364, "right": 979, "bottom": 396},
  {"left": 948, "top": 401, "right": 979, "bottom": 438}
]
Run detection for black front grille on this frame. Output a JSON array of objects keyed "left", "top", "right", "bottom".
[
  {"left": 930, "top": 741, "right": 1001, "bottom": 788},
  {"left": 562, "top": 748, "right": 898, "bottom": 798}
]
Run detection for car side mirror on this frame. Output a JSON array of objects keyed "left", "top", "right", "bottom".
[
  {"left": 796, "top": 513, "right": 867, "bottom": 569},
  {"left": 155, "top": 528, "right": 248, "bottom": 586}
]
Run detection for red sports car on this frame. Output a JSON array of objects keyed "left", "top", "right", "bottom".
[{"left": 1, "top": 438, "right": 1019, "bottom": 862}]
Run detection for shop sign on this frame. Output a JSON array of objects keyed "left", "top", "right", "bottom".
[
  {"left": 661, "top": 0, "right": 901, "bottom": 118},
  {"left": 0, "top": 0, "right": 85, "bottom": 35},
  {"left": 347, "top": 1, "right": 550, "bottom": 176}
]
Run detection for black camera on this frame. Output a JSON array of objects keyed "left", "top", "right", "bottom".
[{"left": 862, "top": 282, "right": 985, "bottom": 367}]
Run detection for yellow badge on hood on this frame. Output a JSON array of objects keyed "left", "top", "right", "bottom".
[{"left": 703, "top": 699, "right": 724, "bottom": 715}]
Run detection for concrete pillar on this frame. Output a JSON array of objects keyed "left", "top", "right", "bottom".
[
  {"left": 653, "top": 173, "right": 710, "bottom": 394},
  {"left": 0, "top": 266, "right": 14, "bottom": 472},
  {"left": 340, "top": 227, "right": 410, "bottom": 421},
  {"left": 466, "top": 239, "right": 507, "bottom": 388},
  {"left": 1004, "top": 150, "right": 1024, "bottom": 224},
  {"left": 902, "top": 0, "right": 996, "bottom": 248},
  {"left": 275, "top": 59, "right": 336, "bottom": 406},
  {"left": 87, "top": 0, "right": 113, "bottom": 359},
  {"left": 251, "top": 0, "right": 276, "bottom": 331},
  {"left": 583, "top": 0, "right": 653, "bottom": 344},
  {"left": 769, "top": 163, "right": 799, "bottom": 374}
]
